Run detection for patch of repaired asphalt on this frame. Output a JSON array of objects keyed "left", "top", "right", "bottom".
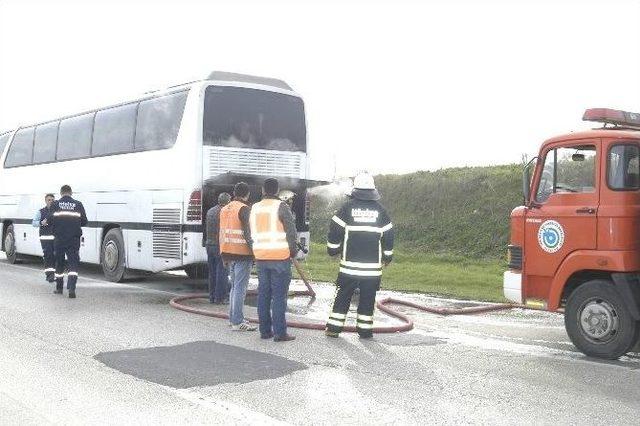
[{"left": 95, "top": 341, "right": 307, "bottom": 388}]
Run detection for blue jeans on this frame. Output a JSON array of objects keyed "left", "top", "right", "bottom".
[
  {"left": 206, "top": 245, "right": 229, "bottom": 303},
  {"left": 257, "top": 260, "right": 292, "bottom": 337},
  {"left": 228, "top": 259, "right": 253, "bottom": 325}
]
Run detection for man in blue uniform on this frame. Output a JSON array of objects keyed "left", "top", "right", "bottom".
[
  {"left": 51, "top": 185, "right": 88, "bottom": 298},
  {"left": 32, "top": 193, "right": 56, "bottom": 282}
]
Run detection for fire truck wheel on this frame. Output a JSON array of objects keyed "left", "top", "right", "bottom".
[{"left": 565, "top": 279, "right": 639, "bottom": 359}]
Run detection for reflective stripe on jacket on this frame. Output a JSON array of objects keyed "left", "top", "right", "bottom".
[
  {"left": 250, "top": 199, "right": 290, "bottom": 261},
  {"left": 327, "top": 198, "right": 394, "bottom": 278},
  {"left": 219, "top": 200, "right": 252, "bottom": 256}
]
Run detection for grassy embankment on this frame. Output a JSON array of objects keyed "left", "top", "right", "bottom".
[
  {"left": 297, "top": 164, "right": 524, "bottom": 302},
  {"left": 296, "top": 243, "right": 505, "bottom": 302}
]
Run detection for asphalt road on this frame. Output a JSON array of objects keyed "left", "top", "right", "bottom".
[{"left": 1, "top": 254, "right": 640, "bottom": 425}]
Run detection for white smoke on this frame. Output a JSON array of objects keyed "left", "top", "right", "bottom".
[{"left": 307, "top": 177, "right": 353, "bottom": 203}]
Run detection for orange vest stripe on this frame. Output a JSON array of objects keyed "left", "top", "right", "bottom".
[
  {"left": 250, "top": 199, "right": 291, "bottom": 261},
  {"left": 219, "top": 200, "right": 252, "bottom": 256}
]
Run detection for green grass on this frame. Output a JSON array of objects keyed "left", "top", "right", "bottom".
[{"left": 295, "top": 243, "right": 507, "bottom": 302}]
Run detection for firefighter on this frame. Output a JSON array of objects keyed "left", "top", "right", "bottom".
[
  {"left": 219, "top": 182, "right": 256, "bottom": 331},
  {"left": 32, "top": 193, "right": 56, "bottom": 282},
  {"left": 250, "top": 178, "right": 298, "bottom": 342},
  {"left": 325, "top": 172, "right": 394, "bottom": 339},
  {"left": 51, "top": 185, "right": 88, "bottom": 298}
]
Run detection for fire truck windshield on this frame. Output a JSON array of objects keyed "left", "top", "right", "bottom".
[{"left": 536, "top": 146, "right": 596, "bottom": 202}]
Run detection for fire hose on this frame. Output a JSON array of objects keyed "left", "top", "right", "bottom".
[{"left": 170, "top": 259, "right": 521, "bottom": 333}]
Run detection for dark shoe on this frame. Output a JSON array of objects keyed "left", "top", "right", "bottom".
[
  {"left": 274, "top": 334, "right": 295, "bottom": 342},
  {"left": 261, "top": 333, "right": 274, "bottom": 339},
  {"left": 69, "top": 291, "right": 76, "bottom": 299},
  {"left": 53, "top": 289, "right": 63, "bottom": 295},
  {"left": 359, "top": 334, "right": 373, "bottom": 340},
  {"left": 325, "top": 330, "right": 340, "bottom": 338}
]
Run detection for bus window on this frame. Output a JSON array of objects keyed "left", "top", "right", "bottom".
[
  {"left": 57, "top": 112, "right": 94, "bottom": 161},
  {"left": 93, "top": 103, "right": 138, "bottom": 156},
  {"left": 33, "top": 121, "right": 59, "bottom": 164},
  {"left": 135, "top": 91, "right": 188, "bottom": 151},
  {"left": 5, "top": 127, "right": 35, "bottom": 167},
  {"left": 203, "top": 86, "right": 306, "bottom": 152},
  {"left": 0, "top": 132, "right": 12, "bottom": 157}
]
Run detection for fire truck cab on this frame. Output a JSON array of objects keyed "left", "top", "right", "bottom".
[{"left": 505, "top": 108, "right": 640, "bottom": 359}]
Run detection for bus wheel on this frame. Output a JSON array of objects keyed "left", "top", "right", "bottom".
[
  {"left": 184, "top": 264, "right": 208, "bottom": 280},
  {"left": 4, "top": 224, "right": 18, "bottom": 264},
  {"left": 101, "top": 229, "right": 126, "bottom": 282},
  {"left": 565, "top": 279, "right": 639, "bottom": 359}
]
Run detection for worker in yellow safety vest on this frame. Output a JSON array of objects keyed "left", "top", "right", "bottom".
[{"left": 250, "top": 178, "right": 299, "bottom": 342}]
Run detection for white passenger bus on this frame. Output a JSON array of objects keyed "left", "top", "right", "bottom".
[{"left": 0, "top": 71, "right": 315, "bottom": 281}]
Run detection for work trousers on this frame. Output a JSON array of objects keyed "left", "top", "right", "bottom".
[
  {"left": 228, "top": 259, "right": 253, "bottom": 325},
  {"left": 326, "top": 273, "right": 380, "bottom": 338},
  {"left": 256, "top": 260, "right": 292, "bottom": 338},
  {"left": 40, "top": 239, "right": 56, "bottom": 281},
  {"left": 55, "top": 238, "right": 80, "bottom": 292},
  {"left": 206, "top": 244, "right": 229, "bottom": 303}
]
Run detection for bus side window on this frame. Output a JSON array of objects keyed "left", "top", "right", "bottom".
[
  {"left": 5, "top": 127, "right": 35, "bottom": 167},
  {"left": 92, "top": 103, "right": 138, "bottom": 156},
  {"left": 135, "top": 91, "right": 188, "bottom": 152},
  {"left": 58, "top": 113, "right": 94, "bottom": 161},
  {"left": 0, "top": 132, "right": 12, "bottom": 159},
  {"left": 33, "top": 121, "right": 59, "bottom": 164}
]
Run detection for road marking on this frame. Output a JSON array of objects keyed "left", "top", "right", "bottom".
[
  {"left": 169, "top": 388, "right": 288, "bottom": 425},
  {"left": 0, "top": 260, "right": 182, "bottom": 297}
]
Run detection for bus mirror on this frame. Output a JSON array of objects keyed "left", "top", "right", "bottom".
[{"left": 572, "top": 153, "right": 585, "bottom": 162}]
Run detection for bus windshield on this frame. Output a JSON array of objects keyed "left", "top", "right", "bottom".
[{"left": 203, "top": 86, "right": 306, "bottom": 152}]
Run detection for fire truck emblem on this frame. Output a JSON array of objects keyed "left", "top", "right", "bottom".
[{"left": 538, "top": 220, "right": 565, "bottom": 253}]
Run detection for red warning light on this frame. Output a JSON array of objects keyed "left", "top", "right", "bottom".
[{"left": 583, "top": 108, "right": 640, "bottom": 128}]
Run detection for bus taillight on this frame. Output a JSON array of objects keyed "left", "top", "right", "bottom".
[{"left": 187, "top": 190, "right": 202, "bottom": 222}]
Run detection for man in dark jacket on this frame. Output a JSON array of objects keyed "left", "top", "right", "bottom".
[
  {"left": 325, "top": 172, "right": 394, "bottom": 339},
  {"left": 32, "top": 193, "right": 56, "bottom": 282},
  {"left": 51, "top": 185, "right": 88, "bottom": 299},
  {"left": 205, "top": 192, "right": 231, "bottom": 304}
]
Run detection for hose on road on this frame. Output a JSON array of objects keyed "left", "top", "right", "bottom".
[{"left": 170, "top": 260, "right": 521, "bottom": 333}]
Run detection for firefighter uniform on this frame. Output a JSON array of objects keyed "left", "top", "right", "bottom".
[
  {"left": 325, "top": 173, "right": 394, "bottom": 338},
  {"left": 33, "top": 206, "right": 56, "bottom": 282},
  {"left": 51, "top": 195, "right": 88, "bottom": 296}
]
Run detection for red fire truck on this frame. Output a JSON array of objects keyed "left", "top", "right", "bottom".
[{"left": 504, "top": 108, "right": 640, "bottom": 359}]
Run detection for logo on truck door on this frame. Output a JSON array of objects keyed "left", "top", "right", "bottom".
[{"left": 537, "top": 220, "right": 565, "bottom": 253}]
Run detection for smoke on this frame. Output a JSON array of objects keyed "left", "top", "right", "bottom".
[{"left": 307, "top": 178, "right": 352, "bottom": 203}]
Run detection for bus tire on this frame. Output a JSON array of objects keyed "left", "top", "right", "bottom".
[
  {"left": 4, "top": 224, "right": 18, "bottom": 264},
  {"left": 565, "top": 279, "right": 639, "bottom": 359},
  {"left": 101, "top": 228, "right": 126, "bottom": 282},
  {"left": 184, "top": 264, "right": 208, "bottom": 280}
]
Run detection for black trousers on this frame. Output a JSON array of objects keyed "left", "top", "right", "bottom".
[
  {"left": 55, "top": 238, "right": 80, "bottom": 292},
  {"left": 40, "top": 239, "right": 56, "bottom": 280},
  {"left": 326, "top": 273, "right": 380, "bottom": 337}
]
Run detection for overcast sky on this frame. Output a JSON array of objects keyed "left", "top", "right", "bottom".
[{"left": 1, "top": 0, "right": 639, "bottom": 180}]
